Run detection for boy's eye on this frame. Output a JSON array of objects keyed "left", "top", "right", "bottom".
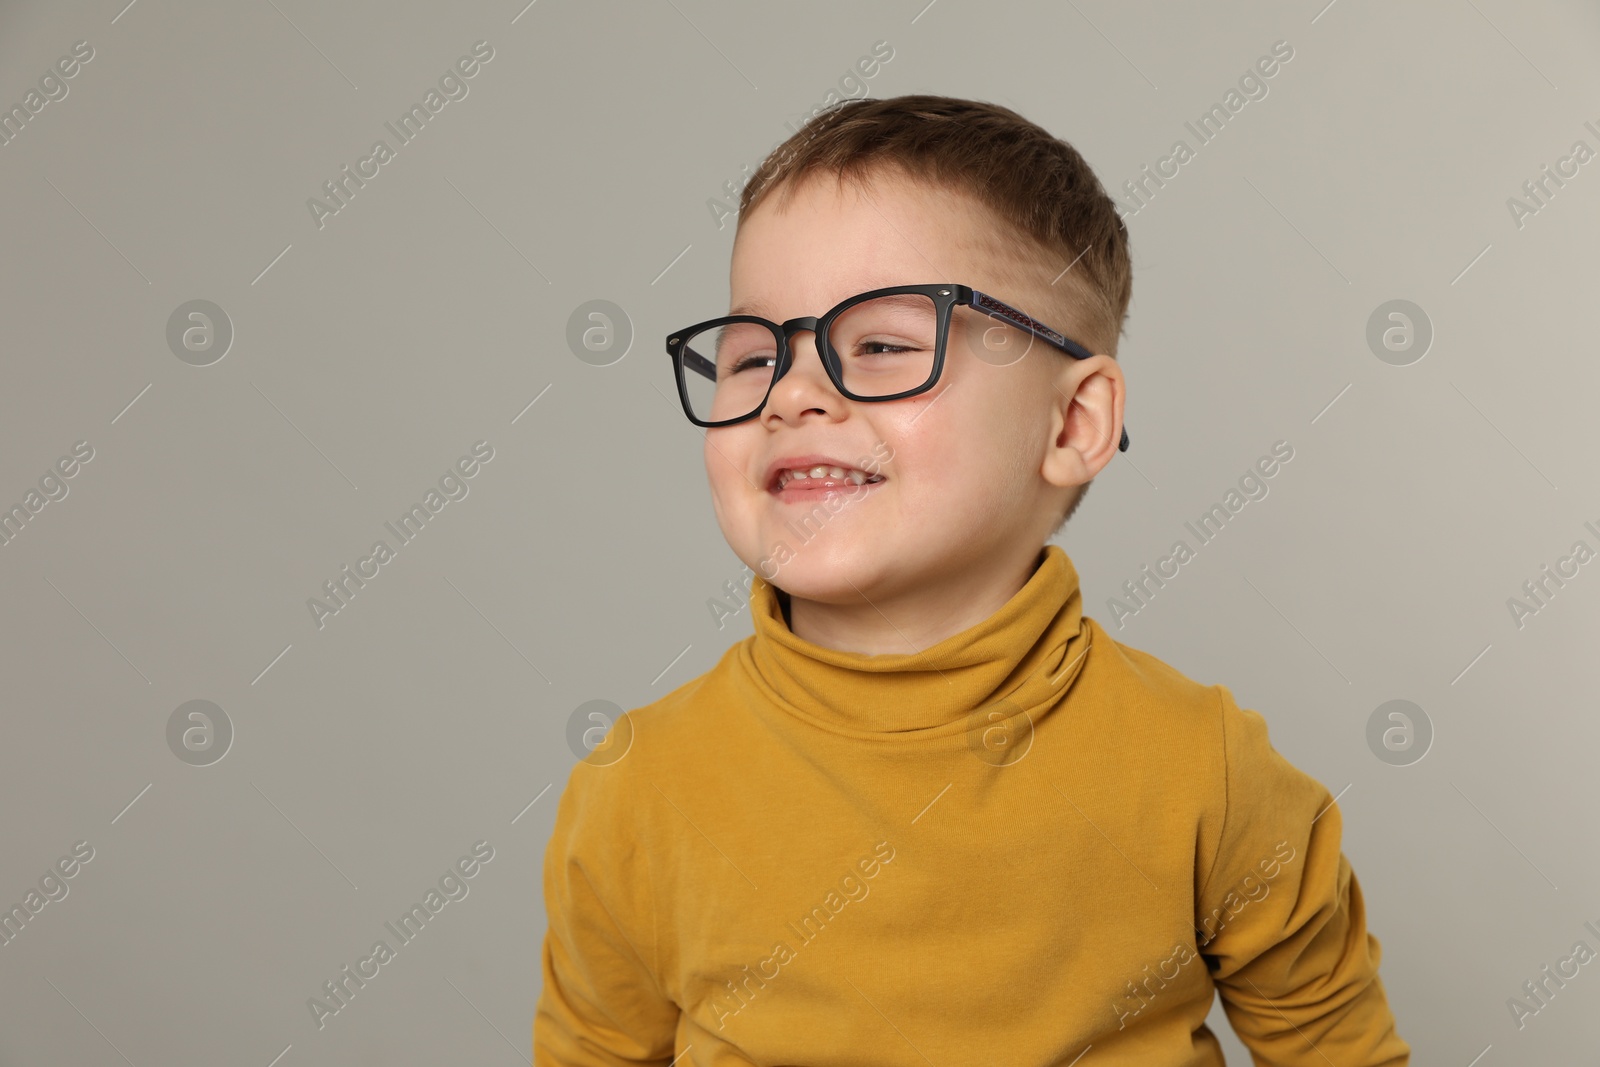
[
  {"left": 727, "top": 354, "right": 776, "bottom": 375},
  {"left": 851, "top": 339, "right": 920, "bottom": 357}
]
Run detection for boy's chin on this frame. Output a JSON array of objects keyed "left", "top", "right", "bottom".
[{"left": 749, "top": 543, "right": 898, "bottom": 600}]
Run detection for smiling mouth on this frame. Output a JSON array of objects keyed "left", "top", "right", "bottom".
[
  {"left": 770, "top": 471, "right": 886, "bottom": 501},
  {"left": 773, "top": 467, "right": 884, "bottom": 491}
]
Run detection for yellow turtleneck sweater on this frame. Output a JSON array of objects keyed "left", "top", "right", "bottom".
[{"left": 534, "top": 545, "right": 1410, "bottom": 1065}]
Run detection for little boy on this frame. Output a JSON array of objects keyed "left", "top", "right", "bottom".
[{"left": 535, "top": 94, "right": 1410, "bottom": 1065}]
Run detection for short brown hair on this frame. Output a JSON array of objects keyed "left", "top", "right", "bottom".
[{"left": 736, "top": 93, "right": 1131, "bottom": 531}]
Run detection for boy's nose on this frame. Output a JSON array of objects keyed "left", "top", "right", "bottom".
[{"left": 765, "top": 322, "right": 842, "bottom": 413}]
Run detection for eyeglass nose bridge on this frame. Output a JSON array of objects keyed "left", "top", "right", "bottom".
[{"left": 768, "top": 315, "right": 827, "bottom": 387}]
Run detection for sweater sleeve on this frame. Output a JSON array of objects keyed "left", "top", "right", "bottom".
[
  {"left": 1196, "top": 685, "right": 1411, "bottom": 1067},
  {"left": 533, "top": 760, "right": 680, "bottom": 1065}
]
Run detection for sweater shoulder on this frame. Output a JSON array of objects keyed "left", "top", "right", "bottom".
[
  {"left": 575, "top": 637, "right": 747, "bottom": 784},
  {"left": 1081, "top": 614, "right": 1226, "bottom": 730},
  {"left": 548, "top": 641, "right": 750, "bottom": 865}
]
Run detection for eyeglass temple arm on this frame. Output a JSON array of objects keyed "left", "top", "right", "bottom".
[
  {"left": 682, "top": 346, "right": 716, "bottom": 382},
  {"left": 968, "top": 289, "right": 1130, "bottom": 453}
]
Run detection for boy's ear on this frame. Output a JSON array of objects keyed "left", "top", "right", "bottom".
[{"left": 1041, "top": 354, "right": 1124, "bottom": 491}]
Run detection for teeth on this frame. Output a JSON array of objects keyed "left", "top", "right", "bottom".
[{"left": 777, "top": 464, "right": 882, "bottom": 488}]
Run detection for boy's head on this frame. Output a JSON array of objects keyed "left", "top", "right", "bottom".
[{"left": 703, "top": 94, "right": 1131, "bottom": 626}]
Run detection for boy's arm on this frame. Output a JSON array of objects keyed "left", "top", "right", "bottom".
[
  {"left": 534, "top": 765, "right": 680, "bottom": 1065},
  {"left": 1196, "top": 686, "right": 1411, "bottom": 1067}
]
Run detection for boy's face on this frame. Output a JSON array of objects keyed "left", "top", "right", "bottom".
[{"left": 707, "top": 167, "right": 1118, "bottom": 608}]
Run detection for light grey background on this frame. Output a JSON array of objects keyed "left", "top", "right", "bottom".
[{"left": 2, "top": 0, "right": 1597, "bottom": 1063}]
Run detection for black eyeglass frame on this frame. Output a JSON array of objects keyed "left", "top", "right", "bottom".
[{"left": 665, "top": 282, "right": 1130, "bottom": 452}]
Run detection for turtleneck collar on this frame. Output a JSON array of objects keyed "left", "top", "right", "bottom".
[{"left": 737, "top": 544, "right": 1092, "bottom": 739}]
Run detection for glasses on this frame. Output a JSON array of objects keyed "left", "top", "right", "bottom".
[{"left": 665, "top": 283, "right": 1130, "bottom": 452}]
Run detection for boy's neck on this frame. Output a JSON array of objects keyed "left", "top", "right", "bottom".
[{"left": 773, "top": 544, "right": 1051, "bottom": 655}]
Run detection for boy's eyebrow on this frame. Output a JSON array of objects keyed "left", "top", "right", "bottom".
[{"left": 728, "top": 298, "right": 773, "bottom": 318}]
